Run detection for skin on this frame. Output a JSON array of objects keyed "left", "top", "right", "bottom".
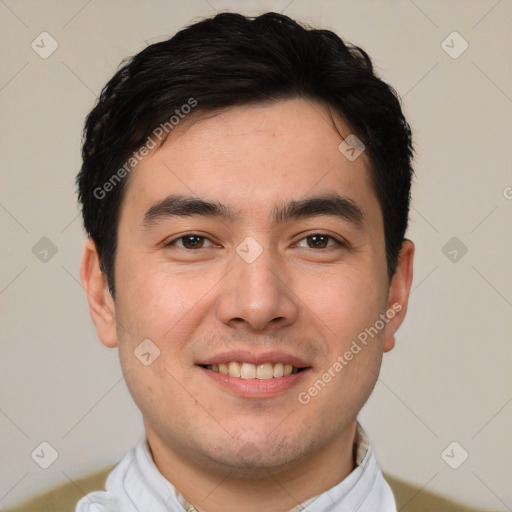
[{"left": 81, "top": 98, "right": 414, "bottom": 512}]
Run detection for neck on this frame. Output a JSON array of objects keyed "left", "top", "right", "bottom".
[{"left": 146, "top": 422, "right": 358, "bottom": 512}]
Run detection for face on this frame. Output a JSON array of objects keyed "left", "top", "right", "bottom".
[{"left": 83, "top": 98, "right": 413, "bottom": 477}]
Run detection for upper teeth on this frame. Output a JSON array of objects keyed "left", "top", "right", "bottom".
[{"left": 206, "top": 362, "right": 299, "bottom": 379}]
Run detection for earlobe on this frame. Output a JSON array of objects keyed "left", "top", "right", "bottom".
[
  {"left": 80, "top": 238, "right": 118, "bottom": 348},
  {"left": 382, "top": 239, "right": 415, "bottom": 353}
]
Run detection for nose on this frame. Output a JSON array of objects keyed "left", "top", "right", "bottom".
[{"left": 216, "top": 242, "right": 299, "bottom": 332}]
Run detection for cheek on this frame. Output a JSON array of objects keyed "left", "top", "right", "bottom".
[
  {"left": 302, "top": 265, "right": 386, "bottom": 351},
  {"left": 115, "top": 259, "right": 212, "bottom": 343},
  {"left": 113, "top": 267, "right": 211, "bottom": 426},
  {"left": 113, "top": 261, "right": 228, "bottom": 401},
  {"left": 302, "top": 266, "right": 388, "bottom": 412}
]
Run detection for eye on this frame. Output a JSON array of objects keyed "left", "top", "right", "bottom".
[
  {"left": 164, "top": 234, "right": 215, "bottom": 250},
  {"left": 296, "top": 234, "right": 345, "bottom": 249}
]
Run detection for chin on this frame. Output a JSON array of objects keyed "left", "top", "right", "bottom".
[{"left": 199, "top": 434, "right": 311, "bottom": 476}]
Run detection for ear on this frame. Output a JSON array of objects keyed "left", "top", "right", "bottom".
[
  {"left": 80, "top": 238, "right": 118, "bottom": 348},
  {"left": 382, "top": 239, "right": 414, "bottom": 353}
]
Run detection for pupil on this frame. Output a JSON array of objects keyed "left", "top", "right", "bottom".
[
  {"left": 185, "top": 236, "right": 202, "bottom": 248},
  {"left": 310, "top": 235, "right": 327, "bottom": 248}
]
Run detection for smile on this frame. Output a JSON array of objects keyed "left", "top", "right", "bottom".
[
  {"left": 204, "top": 362, "right": 302, "bottom": 379},
  {"left": 196, "top": 350, "right": 311, "bottom": 397}
]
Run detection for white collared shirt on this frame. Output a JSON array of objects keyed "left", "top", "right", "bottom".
[{"left": 76, "top": 423, "right": 396, "bottom": 512}]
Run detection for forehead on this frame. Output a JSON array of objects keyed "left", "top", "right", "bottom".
[{"left": 119, "top": 98, "right": 380, "bottom": 227}]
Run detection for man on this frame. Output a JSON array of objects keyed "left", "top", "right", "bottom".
[{"left": 6, "top": 11, "right": 493, "bottom": 512}]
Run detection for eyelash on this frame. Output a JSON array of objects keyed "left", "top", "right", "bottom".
[{"left": 163, "top": 233, "right": 347, "bottom": 250}]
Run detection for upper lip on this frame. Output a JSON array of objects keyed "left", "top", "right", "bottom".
[{"left": 196, "top": 350, "right": 311, "bottom": 369}]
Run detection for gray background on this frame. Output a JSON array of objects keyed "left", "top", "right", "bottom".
[{"left": 1, "top": 0, "right": 511, "bottom": 509}]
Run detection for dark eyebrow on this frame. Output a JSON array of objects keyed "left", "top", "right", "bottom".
[
  {"left": 140, "top": 195, "right": 237, "bottom": 229},
  {"left": 272, "top": 193, "right": 365, "bottom": 228},
  {"left": 139, "top": 193, "right": 364, "bottom": 230}
]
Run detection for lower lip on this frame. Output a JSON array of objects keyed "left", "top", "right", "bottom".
[{"left": 198, "top": 366, "right": 311, "bottom": 398}]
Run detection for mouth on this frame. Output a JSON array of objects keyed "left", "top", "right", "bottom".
[
  {"left": 196, "top": 351, "right": 311, "bottom": 398},
  {"left": 200, "top": 362, "right": 305, "bottom": 379}
]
